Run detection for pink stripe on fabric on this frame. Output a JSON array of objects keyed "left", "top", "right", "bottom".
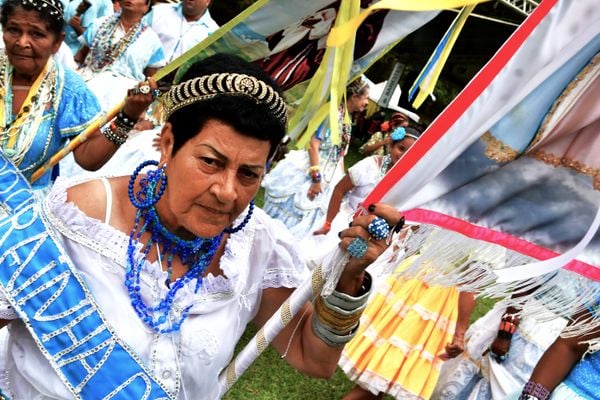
[
  {"left": 364, "top": 0, "right": 558, "bottom": 206},
  {"left": 403, "top": 208, "right": 600, "bottom": 281}
]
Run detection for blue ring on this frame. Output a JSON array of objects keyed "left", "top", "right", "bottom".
[
  {"left": 347, "top": 237, "right": 368, "bottom": 259},
  {"left": 367, "top": 217, "right": 390, "bottom": 241}
]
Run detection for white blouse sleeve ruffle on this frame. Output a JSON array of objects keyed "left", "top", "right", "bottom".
[{"left": 240, "top": 208, "right": 309, "bottom": 290}]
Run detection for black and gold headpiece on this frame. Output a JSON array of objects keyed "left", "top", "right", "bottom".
[
  {"left": 160, "top": 73, "right": 288, "bottom": 125},
  {"left": 20, "top": 0, "right": 64, "bottom": 19}
]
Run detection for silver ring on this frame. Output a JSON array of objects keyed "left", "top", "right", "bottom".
[
  {"left": 139, "top": 84, "right": 151, "bottom": 95},
  {"left": 367, "top": 217, "right": 390, "bottom": 241},
  {"left": 347, "top": 237, "right": 368, "bottom": 259}
]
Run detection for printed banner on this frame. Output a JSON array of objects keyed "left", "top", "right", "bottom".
[
  {"left": 363, "top": 0, "right": 600, "bottom": 280},
  {"left": 167, "top": 0, "right": 448, "bottom": 143}
]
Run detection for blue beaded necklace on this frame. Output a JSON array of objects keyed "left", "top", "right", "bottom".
[{"left": 126, "top": 160, "right": 254, "bottom": 333}]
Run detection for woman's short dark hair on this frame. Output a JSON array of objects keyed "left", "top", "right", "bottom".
[
  {"left": 167, "top": 54, "right": 287, "bottom": 160},
  {"left": 0, "top": 0, "right": 65, "bottom": 37}
]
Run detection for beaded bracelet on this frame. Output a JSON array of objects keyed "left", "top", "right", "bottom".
[
  {"left": 309, "top": 165, "right": 321, "bottom": 173},
  {"left": 101, "top": 122, "right": 128, "bottom": 146},
  {"left": 518, "top": 381, "right": 550, "bottom": 400},
  {"left": 116, "top": 110, "right": 137, "bottom": 129}
]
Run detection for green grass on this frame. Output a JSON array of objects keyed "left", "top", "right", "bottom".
[
  {"left": 223, "top": 296, "right": 495, "bottom": 399},
  {"left": 223, "top": 324, "right": 356, "bottom": 399}
]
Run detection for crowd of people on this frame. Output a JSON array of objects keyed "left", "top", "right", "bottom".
[{"left": 0, "top": 0, "right": 598, "bottom": 399}]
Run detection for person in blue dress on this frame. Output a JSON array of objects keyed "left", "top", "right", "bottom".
[
  {"left": 0, "top": 0, "right": 155, "bottom": 190},
  {"left": 63, "top": 0, "right": 113, "bottom": 56},
  {"left": 75, "top": 0, "right": 165, "bottom": 110},
  {"left": 515, "top": 305, "right": 600, "bottom": 400}
]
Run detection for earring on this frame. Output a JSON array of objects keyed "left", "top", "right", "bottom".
[
  {"left": 224, "top": 200, "right": 254, "bottom": 234},
  {"left": 128, "top": 160, "right": 167, "bottom": 209}
]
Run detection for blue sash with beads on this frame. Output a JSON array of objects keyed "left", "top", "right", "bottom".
[{"left": 0, "top": 154, "right": 173, "bottom": 400}]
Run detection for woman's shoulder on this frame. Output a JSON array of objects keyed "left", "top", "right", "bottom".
[
  {"left": 65, "top": 179, "right": 109, "bottom": 222},
  {"left": 56, "top": 67, "right": 102, "bottom": 123}
]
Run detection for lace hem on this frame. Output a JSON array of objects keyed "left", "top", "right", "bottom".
[{"left": 340, "top": 355, "right": 426, "bottom": 400}]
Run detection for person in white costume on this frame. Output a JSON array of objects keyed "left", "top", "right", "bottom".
[
  {"left": 75, "top": 0, "right": 165, "bottom": 110},
  {"left": 261, "top": 78, "right": 370, "bottom": 241},
  {"left": 308, "top": 126, "right": 420, "bottom": 259},
  {"left": 146, "top": 0, "right": 218, "bottom": 64},
  {"left": 0, "top": 53, "right": 401, "bottom": 400}
]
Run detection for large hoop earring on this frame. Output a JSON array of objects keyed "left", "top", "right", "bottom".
[
  {"left": 224, "top": 200, "right": 254, "bottom": 234},
  {"left": 128, "top": 160, "right": 167, "bottom": 209}
]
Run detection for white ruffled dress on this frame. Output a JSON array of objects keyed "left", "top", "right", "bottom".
[{"left": 0, "top": 178, "right": 307, "bottom": 400}]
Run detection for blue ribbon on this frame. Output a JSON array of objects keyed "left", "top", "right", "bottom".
[{"left": 0, "top": 154, "right": 173, "bottom": 400}]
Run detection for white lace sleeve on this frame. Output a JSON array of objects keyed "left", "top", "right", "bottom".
[
  {"left": 253, "top": 210, "right": 309, "bottom": 290},
  {"left": 0, "top": 292, "right": 18, "bottom": 320}
]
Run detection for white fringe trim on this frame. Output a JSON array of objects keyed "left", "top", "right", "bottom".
[{"left": 393, "top": 224, "right": 600, "bottom": 347}]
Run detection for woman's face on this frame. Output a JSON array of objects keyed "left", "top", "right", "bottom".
[
  {"left": 181, "top": 0, "right": 211, "bottom": 20},
  {"left": 157, "top": 119, "right": 270, "bottom": 238},
  {"left": 347, "top": 90, "right": 370, "bottom": 113},
  {"left": 2, "top": 7, "right": 62, "bottom": 80},
  {"left": 119, "top": 0, "right": 149, "bottom": 16},
  {"left": 390, "top": 137, "right": 416, "bottom": 165}
]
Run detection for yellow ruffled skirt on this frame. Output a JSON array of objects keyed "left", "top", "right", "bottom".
[{"left": 339, "top": 257, "right": 459, "bottom": 399}]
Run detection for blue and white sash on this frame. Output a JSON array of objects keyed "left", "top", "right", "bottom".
[{"left": 0, "top": 154, "right": 173, "bottom": 400}]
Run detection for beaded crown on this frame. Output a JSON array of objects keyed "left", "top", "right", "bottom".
[
  {"left": 20, "top": 0, "right": 64, "bottom": 18},
  {"left": 160, "top": 73, "right": 288, "bottom": 125}
]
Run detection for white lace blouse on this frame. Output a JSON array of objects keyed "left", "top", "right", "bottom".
[{"left": 0, "top": 178, "right": 308, "bottom": 400}]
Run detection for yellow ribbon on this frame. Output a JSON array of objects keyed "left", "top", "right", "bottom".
[
  {"left": 327, "top": 0, "right": 489, "bottom": 47},
  {"left": 411, "top": 5, "right": 475, "bottom": 108},
  {"left": 1, "top": 60, "right": 50, "bottom": 152},
  {"left": 291, "top": 0, "right": 359, "bottom": 148}
]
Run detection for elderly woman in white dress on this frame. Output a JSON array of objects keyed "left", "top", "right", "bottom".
[{"left": 0, "top": 53, "right": 402, "bottom": 400}]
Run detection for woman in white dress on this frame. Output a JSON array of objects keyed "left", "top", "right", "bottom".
[
  {"left": 0, "top": 53, "right": 401, "bottom": 400},
  {"left": 308, "top": 126, "right": 420, "bottom": 258},
  {"left": 262, "top": 78, "right": 370, "bottom": 241}
]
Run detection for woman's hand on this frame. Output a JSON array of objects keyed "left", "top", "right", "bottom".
[
  {"left": 441, "top": 333, "right": 465, "bottom": 360},
  {"left": 68, "top": 15, "right": 82, "bottom": 30},
  {"left": 124, "top": 78, "right": 159, "bottom": 122},
  {"left": 336, "top": 203, "right": 403, "bottom": 295},
  {"left": 307, "top": 182, "right": 322, "bottom": 200},
  {"left": 483, "top": 335, "right": 512, "bottom": 363},
  {"left": 313, "top": 225, "right": 330, "bottom": 235}
]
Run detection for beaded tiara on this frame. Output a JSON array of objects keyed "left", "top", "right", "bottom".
[
  {"left": 20, "top": 0, "right": 64, "bottom": 19},
  {"left": 160, "top": 73, "right": 288, "bottom": 125}
]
